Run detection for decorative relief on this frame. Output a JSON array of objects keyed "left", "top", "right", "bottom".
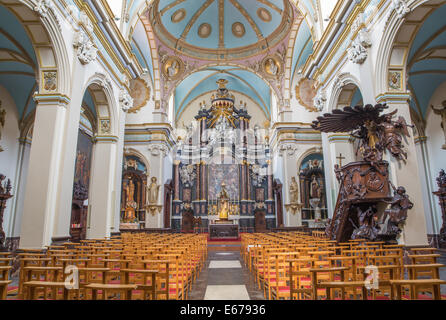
[
  {"left": 232, "top": 22, "right": 245, "bottom": 38},
  {"left": 99, "top": 119, "right": 111, "bottom": 134},
  {"left": 348, "top": 29, "right": 371, "bottom": 64},
  {"left": 388, "top": 70, "right": 402, "bottom": 91},
  {"left": 34, "top": 0, "right": 53, "bottom": 18},
  {"left": 391, "top": 0, "right": 411, "bottom": 20},
  {"left": 79, "top": 11, "right": 94, "bottom": 35},
  {"left": 73, "top": 31, "right": 97, "bottom": 64},
  {"left": 257, "top": 8, "right": 272, "bottom": 22},
  {"left": 313, "top": 89, "right": 327, "bottom": 112},
  {"left": 279, "top": 143, "right": 298, "bottom": 156},
  {"left": 148, "top": 144, "right": 168, "bottom": 157},
  {"left": 161, "top": 56, "right": 184, "bottom": 81},
  {"left": 171, "top": 8, "right": 186, "bottom": 23},
  {"left": 43, "top": 71, "right": 57, "bottom": 91},
  {"left": 119, "top": 90, "right": 134, "bottom": 113},
  {"left": 295, "top": 78, "right": 317, "bottom": 111},
  {"left": 262, "top": 56, "right": 281, "bottom": 77},
  {"left": 198, "top": 23, "right": 212, "bottom": 38}
]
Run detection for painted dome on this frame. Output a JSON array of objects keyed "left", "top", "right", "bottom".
[{"left": 149, "top": 0, "right": 293, "bottom": 60}]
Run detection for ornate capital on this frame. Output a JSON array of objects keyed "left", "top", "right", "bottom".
[
  {"left": 314, "top": 89, "right": 327, "bottom": 112},
  {"left": 391, "top": 0, "right": 411, "bottom": 20},
  {"left": 119, "top": 90, "right": 133, "bottom": 112},
  {"left": 73, "top": 31, "right": 97, "bottom": 64},
  {"left": 348, "top": 29, "right": 372, "bottom": 64},
  {"left": 34, "top": 0, "right": 53, "bottom": 18}
]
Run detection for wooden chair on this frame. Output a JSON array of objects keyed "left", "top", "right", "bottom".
[
  {"left": 390, "top": 279, "right": 446, "bottom": 300},
  {"left": 84, "top": 283, "right": 137, "bottom": 300}
]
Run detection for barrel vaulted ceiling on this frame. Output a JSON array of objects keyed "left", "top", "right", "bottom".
[
  {"left": 127, "top": 0, "right": 315, "bottom": 117},
  {"left": 406, "top": 3, "right": 446, "bottom": 120},
  {"left": 0, "top": 5, "right": 37, "bottom": 124}
]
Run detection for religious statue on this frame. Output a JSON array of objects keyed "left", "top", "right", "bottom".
[
  {"left": 383, "top": 185, "right": 413, "bottom": 236},
  {"left": 125, "top": 158, "right": 138, "bottom": 171},
  {"left": 310, "top": 175, "right": 321, "bottom": 199},
  {"left": 0, "top": 104, "right": 5, "bottom": 152},
  {"left": 218, "top": 182, "right": 230, "bottom": 220},
  {"left": 289, "top": 177, "right": 299, "bottom": 203},
  {"left": 146, "top": 177, "right": 160, "bottom": 204},
  {"left": 351, "top": 205, "right": 380, "bottom": 241},
  {"left": 124, "top": 179, "right": 137, "bottom": 222},
  {"left": 378, "top": 110, "right": 412, "bottom": 161},
  {"left": 0, "top": 174, "right": 12, "bottom": 250},
  {"left": 433, "top": 169, "right": 446, "bottom": 247},
  {"left": 431, "top": 102, "right": 446, "bottom": 149}
]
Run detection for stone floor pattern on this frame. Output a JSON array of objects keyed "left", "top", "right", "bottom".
[{"left": 188, "top": 251, "right": 265, "bottom": 300}]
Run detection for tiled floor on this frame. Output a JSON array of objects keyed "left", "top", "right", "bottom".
[{"left": 188, "top": 251, "right": 265, "bottom": 300}]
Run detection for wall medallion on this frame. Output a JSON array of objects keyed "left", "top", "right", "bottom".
[
  {"left": 171, "top": 8, "right": 186, "bottom": 23},
  {"left": 262, "top": 56, "right": 281, "bottom": 78},
  {"left": 295, "top": 78, "right": 317, "bottom": 111},
  {"left": 129, "top": 78, "right": 150, "bottom": 113},
  {"left": 162, "top": 56, "right": 184, "bottom": 80},
  {"left": 257, "top": 8, "right": 272, "bottom": 22},
  {"left": 232, "top": 22, "right": 245, "bottom": 38},
  {"left": 198, "top": 23, "right": 212, "bottom": 38}
]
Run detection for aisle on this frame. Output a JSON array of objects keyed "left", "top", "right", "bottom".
[{"left": 188, "top": 251, "right": 265, "bottom": 300}]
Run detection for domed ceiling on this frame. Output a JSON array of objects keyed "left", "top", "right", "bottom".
[{"left": 149, "top": 0, "right": 293, "bottom": 60}]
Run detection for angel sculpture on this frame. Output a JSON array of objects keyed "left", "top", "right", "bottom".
[{"left": 378, "top": 110, "right": 413, "bottom": 161}]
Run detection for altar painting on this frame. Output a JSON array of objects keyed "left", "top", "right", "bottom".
[{"left": 208, "top": 164, "right": 239, "bottom": 200}]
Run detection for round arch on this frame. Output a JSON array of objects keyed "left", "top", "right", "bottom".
[
  {"left": 81, "top": 73, "right": 119, "bottom": 137},
  {"left": 327, "top": 73, "right": 363, "bottom": 112}
]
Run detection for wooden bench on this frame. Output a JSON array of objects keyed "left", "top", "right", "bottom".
[
  {"left": 121, "top": 269, "right": 158, "bottom": 300},
  {"left": 390, "top": 279, "right": 446, "bottom": 300},
  {"left": 84, "top": 283, "right": 137, "bottom": 300},
  {"left": 23, "top": 281, "right": 69, "bottom": 300}
]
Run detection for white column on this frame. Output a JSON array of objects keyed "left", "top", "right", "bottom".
[
  {"left": 51, "top": 72, "right": 84, "bottom": 240},
  {"left": 383, "top": 98, "right": 428, "bottom": 246},
  {"left": 87, "top": 136, "right": 118, "bottom": 239},
  {"left": 19, "top": 94, "right": 70, "bottom": 249},
  {"left": 113, "top": 110, "right": 126, "bottom": 232},
  {"left": 145, "top": 145, "right": 167, "bottom": 228}
]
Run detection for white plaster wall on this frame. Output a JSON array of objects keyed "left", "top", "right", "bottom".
[{"left": 0, "top": 86, "right": 20, "bottom": 237}]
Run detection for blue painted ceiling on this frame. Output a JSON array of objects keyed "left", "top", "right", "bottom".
[
  {"left": 407, "top": 3, "right": 446, "bottom": 119},
  {"left": 156, "top": 0, "right": 287, "bottom": 50},
  {"left": 175, "top": 66, "right": 271, "bottom": 120},
  {"left": 0, "top": 5, "right": 37, "bottom": 123}
]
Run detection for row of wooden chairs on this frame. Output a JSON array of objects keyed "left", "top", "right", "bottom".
[
  {"left": 241, "top": 232, "right": 446, "bottom": 300},
  {"left": 5, "top": 233, "right": 207, "bottom": 300}
]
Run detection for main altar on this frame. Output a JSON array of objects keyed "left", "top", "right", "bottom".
[{"left": 171, "top": 80, "right": 280, "bottom": 232}]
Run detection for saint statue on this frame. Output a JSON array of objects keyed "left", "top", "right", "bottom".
[
  {"left": 431, "top": 102, "right": 446, "bottom": 149},
  {"left": 289, "top": 177, "right": 299, "bottom": 203},
  {"left": 310, "top": 175, "right": 321, "bottom": 199},
  {"left": 124, "top": 179, "right": 136, "bottom": 222},
  {"left": 146, "top": 177, "right": 160, "bottom": 205},
  {"left": 218, "top": 182, "right": 230, "bottom": 220}
]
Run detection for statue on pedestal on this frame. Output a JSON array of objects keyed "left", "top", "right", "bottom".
[
  {"left": 289, "top": 177, "right": 299, "bottom": 203},
  {"left": 218, "top": 182, "right": 230, "bottom": 221},
  {"left": 383, "top": 185, "right": 413, "bottom": 236},
  {"left": 431, "top": 102, "right": 446, "bottom": 149},
  {"left": 145, "top": 177, "right": 162, "bottom": 216},
  {"left": 0, "top": 174, "right": 13, "bottom": 250}
]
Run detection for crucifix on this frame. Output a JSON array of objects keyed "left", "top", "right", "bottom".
[{"left": 336, "top": 153, "right": 346, "bottom": 167}]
